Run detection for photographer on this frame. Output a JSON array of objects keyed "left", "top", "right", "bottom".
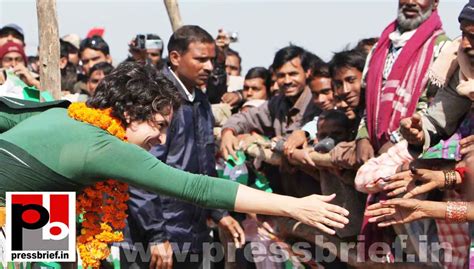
[{"left": 126, "top": 33, "right": 164, "bottom": 69}]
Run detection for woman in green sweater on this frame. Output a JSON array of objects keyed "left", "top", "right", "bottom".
[{"left": 0, "top": 62, "right": 349, "bottom": 236}]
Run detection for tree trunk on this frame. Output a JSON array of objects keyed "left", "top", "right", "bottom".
[
  {"left": 164, "top": 0, "right": 183, "bottom": 32},
  {"left": 36, "top": 0, "right": 61, "bottom": 100}
]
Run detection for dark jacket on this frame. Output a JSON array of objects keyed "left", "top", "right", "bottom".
[{"left": 123, "top": 66, "right": 227, "bottom": 254}]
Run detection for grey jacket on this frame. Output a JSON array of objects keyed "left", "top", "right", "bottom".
[
  {"left": 421, "top": 68, "right": 472, "bottom": 151},
  {"left": 223, "top": 87, "right": 319, "bottom": 137}
]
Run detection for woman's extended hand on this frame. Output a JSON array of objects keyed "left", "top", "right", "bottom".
[
  {"left": 365, "top": 198, "right": 426, "bottom": 227},
  {"left": 382, "top": 169, "right": 444, "bottom": 198},
  {"left": 289, "top": 194, "right": 349, "bottom": 235}
]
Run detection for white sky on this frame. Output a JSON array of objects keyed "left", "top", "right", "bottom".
[{"left": 0, "top": 0, "right": 467, "bottom": 73}]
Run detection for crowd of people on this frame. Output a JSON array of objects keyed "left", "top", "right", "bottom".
[{"left": 1, "top": 0, "right": 474, "bottom": 268}]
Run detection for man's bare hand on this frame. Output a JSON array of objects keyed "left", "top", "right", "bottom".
[
  {"left": 221, "top": 92, "right": 242, "bottom": 107},
  {"left": 460, "top": 135, "right": 474, "bottom": 156},
  {"left": 400, "top": 113, "right": 424, "bottom": 146},
  {"left": 13, "top": 64, "right": 40, "bottom": 89},
  {"left": 149, "top": 241, "right": 173, "bottom": 269},
  {"left": 220, "top": 129, "right": 240, "bottom": 159},
  {"left": 284, "top": 130, "right": 308, "bottom": 157},
  {"left": 356, "top": 138, "right": 374, "bottom": 164},
  {"left": 218, "top": 215, "right": 245, "bottom": 248}
]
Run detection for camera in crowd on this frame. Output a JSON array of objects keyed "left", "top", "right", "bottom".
[
  {"left": 134, "top": 34, "right": 146, "bottom": 50},
  {"left": 132, "top": 34, "right": 164, "bottom": 51}
]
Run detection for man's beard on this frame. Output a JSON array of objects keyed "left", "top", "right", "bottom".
[{"left": 397, "top": 5, "right": 433, "bottom": 31}]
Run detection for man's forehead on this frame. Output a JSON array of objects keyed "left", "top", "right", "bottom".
[
  {"left": 4, "top": 51, "right": 22, "bottom": 58},
  {"left": 186, "top": 41, "right": 215, "bottom": 55},
  {"left": 81, "top": 48, "right": 105, "bottom": 58},
  {"left": 90, "top": 70, "right": 105, "bottom": 77},
  {"left": 335, "top": 66, "right": 359, "bottom": 77},
  {"left": 244, "top": 77, "right": 264, "bottom": 86},
  {"left": 276, "top": 57, "right": 302, "bottom": 72}
]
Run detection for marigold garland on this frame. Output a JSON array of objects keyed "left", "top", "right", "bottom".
[{"left": 68, "top": 103, "right": 129, "bottom": 268}]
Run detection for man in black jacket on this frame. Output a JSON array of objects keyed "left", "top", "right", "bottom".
[{"left": 122, "top": 25, "right": 244, "bottom": 269}]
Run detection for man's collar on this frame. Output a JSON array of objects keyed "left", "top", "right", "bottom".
[
  {"left": 290, "top": 86, "right": 312, "bottom": 112},
  {"left": 168, "top": 66, "right": 195, "bottom": 102}
]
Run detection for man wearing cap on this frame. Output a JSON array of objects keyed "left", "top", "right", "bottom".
[
  {"left": 0, "top": 24, "right": 24, "bottom": 47},
  {"left": 0, "top": 41, "right": 39, "bottom": 89},
  {"left": 144, "top": 34, "right": 164, "bottom": 68},
  {"left": 62, "top": 34, "right": 81, "bottom": 67}
]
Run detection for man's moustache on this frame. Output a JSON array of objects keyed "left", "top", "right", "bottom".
[{"left": 401, "top": 6, "right": 421, "bottom": 15}]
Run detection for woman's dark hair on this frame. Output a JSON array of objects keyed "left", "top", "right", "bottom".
[
  {"left": 329, "top": 49, "right": 367, "bottom": 77},
  {"left": 87, "top": 62, "right": 181, "bottom": 126},
  {"left": 167, "top": 25, "right": 214, "bottom": 55},
  {"left": 245, "top": 67, "right": 271, "bottom": 93}
]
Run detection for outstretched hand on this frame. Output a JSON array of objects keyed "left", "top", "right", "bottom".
[
  {"left": 290, "top": 194, "right": 349, "bottom": 235},
  {"left": 284, "top": 130, "right": 308, "bottom": 157},
  {"left": 218, "top": 215, "right": 246, "bottom": 248},
  {"left": 365, "top": 198, "right": 426, "bottom": 227},
  {"left": 289, "top": 147, "right": 316, "bottom": 167},
  {"left": 220, "top": 129, "right": 240, "bottom": 160},
  {"left": 382, "top": 169, "right": 444, "bottom": 198}
]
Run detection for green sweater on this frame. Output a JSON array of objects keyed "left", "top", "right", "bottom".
[{"left": 0, "top": 107, "right": 238, "bottom": 210}]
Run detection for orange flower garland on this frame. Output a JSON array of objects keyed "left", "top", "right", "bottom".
[{"left": 68, "top": 103, "right": 129, "bottom": 268}]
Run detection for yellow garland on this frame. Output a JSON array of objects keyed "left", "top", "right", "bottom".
[{"left": 68, "top": 103, "right": 129, "bottom": 268}]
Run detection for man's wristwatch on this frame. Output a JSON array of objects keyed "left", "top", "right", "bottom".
[{"left": 389, "top": 130, "right": 403, "bottom": 144}]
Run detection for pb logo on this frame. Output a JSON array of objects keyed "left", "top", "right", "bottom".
[{"left": 5, "top": 192, "right": 75, "bottom": 262}]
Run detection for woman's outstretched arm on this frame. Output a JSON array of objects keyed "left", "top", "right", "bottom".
[
  {"left": 365, "top": 198, "right": 474, "bottom": 227},
  {"left": 83, "top": 139, "right": 350, "bottom": 235},
  {"left": 234, "top": 185, "right": 349, "bottom": 235}
]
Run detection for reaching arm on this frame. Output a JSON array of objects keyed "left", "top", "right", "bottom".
[
  {"left": 82, "top": 138, "right": 350, "bottom": 235},
  {"left": 222, "top": 101, "right": 273, "bottom": 135},
  {"left": 365, "top": 198, "right": 474, "bottom": 227},
  {"left": 234, "top": 185, "right": 349, "bottom": 235}
]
